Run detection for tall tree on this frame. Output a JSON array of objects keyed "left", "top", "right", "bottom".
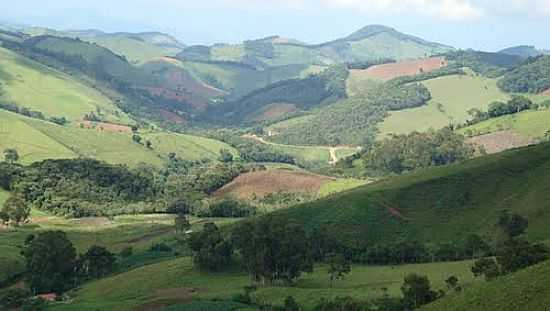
[
  {"left": 1, "top": 195, "right": 30, "bottom": 226},
  {"left": 79, "top": 245, "right": 116, "bottom": 279},
  {"left": 401, "top": 274, "right": 437, "bottom": 309},
  {"left": 327, "top": 253, "right": 351, "bottom": 288},
  {"left": 188, "top": 223, "right": 232, "bottom": 271},
  {"left": 21, "top": 231, "right": 77, "bottom": 294}
]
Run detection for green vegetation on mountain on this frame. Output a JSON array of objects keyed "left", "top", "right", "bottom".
[
  {"left": 444, "top": 50, "right": 523, "bottom": 77},
  {"left": 0, "top": 47, "right": 130, "bottom": 123},
  {"left": 498, "top": 55, "right": 550, "bottom": 93},
  {"left": 273, "top": 142, "right": 550, "bottom": 247},
  {"left": 498, "top": 45, "right": 546, "bottom": 58}
]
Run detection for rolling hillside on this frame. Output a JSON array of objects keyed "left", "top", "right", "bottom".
[
  {"left": 0, "top": 47, "right": 131, "bottom": 123},
  {"left": 379, "top": 72, "right": 509, "bottom": 137},
  {"left": 0, "top": 109, "right": 236, "bottom": 166},
  {"left": 273, "top": 142, "right": 550, "bottom": 247},
  {"left": 422, "top": 259, "right": 550, "bottom": 311}
]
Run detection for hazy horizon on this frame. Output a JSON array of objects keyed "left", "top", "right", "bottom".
[{"left": 1, "top": 0, "right": 550, "bottom": 51}]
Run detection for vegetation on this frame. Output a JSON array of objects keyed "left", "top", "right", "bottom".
[
  {"left": 498, "top": 55, "right": 550, "bottom": 93},
  {"left": 444, "top": 50, "right": 523, "bottom": 77}
]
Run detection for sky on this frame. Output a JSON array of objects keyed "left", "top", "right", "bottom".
[{"left": 1, "top": 0, "right": 550, "bottom": 51}]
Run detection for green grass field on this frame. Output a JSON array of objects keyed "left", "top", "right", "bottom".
[
  {"left": 0, "top": 110, "right": 237, "bottom": 166},
  {"left": 422, "top": 260, "right": 550, "bottom": 311},
  {"left": 48, "top": 256, "right": 476, "bottom": 311},
  {"left": 379, "top": 74, "right": 509, "bottom": 138},
  {"left": 0, "top": 189, "right": 8, "bottom": 205},
  {"left": 85, "top": 36, "right": 178, "bottom": 65},
  {"left": 0, "top": 47, "right": 131, "bottom": 123},
  {"left": 460, "top": 108, "right": 550, "bottom": 139},
  {"left": 318, "top": 178, "right": 369, "bottom": 197}
]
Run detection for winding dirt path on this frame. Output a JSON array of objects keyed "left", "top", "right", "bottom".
[{"left": 243, "top": 134, "right": 359, "bottom": 165}]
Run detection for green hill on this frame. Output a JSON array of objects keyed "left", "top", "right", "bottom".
[
  {"left": 379, "top": 73, "right": 509, "bottom": 137},
  {"left": 0, "top": 47, "right": 131, "bottom": 123},
  {"left": 0, "top": 109, "right": 236, "bottom": 166},
  {"left": 272, "top": 142, "right": 550, "bottom": 247},
  {"left": 498, "top": 45, "right": 545, "bottom": 59},
  {"left": 498, "top": 55, "right": 550, "bottom": 93},
  {"left": 421, "top": 260, "right": 550, "bottom": 311}
]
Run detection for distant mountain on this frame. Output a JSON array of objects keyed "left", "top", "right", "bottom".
[
  {"left": 499, "top": 45, "right": 545, "bottom": 58},
  {"left": 22, "top": 27, "right": 185, "bottom": 64},
  {"left": 177, "top": 24, "right": 453, "bottom": 68}
]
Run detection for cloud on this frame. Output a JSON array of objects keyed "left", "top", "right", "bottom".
[{"left": 322, "top": 0, "right": 483, "bottom": 20}]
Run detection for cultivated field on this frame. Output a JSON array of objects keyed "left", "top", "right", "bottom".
[
  {"left": 542, "top": 89, "right": 550, "bottom": 96},
  {"left": 379, "top": 74, "right": 509, "bottom": 138},
  {"left": 213, "top": 170, "right": 333, "bottom": 199},
  {"left": 466, "top": 130, "right": 536, "bottom": 154},
  {"left": 48, "top": 257, "right": 477, "bottom": 311},
  {"left": 0, "top": 47, "right": 131, "bottom": 123},
  {"left": 357, "top": 57, "right": 447, "bottom": 81}
]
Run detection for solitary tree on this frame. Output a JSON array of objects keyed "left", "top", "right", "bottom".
[
  {"left": 471, "top": 258, "right": 500, "bottom": 280},
  {"left": 1, "top": 195, "right": 30, "bottom": 226},
  {"left": 498, "top": 211, "right": 528, "bottom": 239},
  {"left": 132, "top": 134, "right": 142, "bottom": 144},
  {"left": 401, "top": 274, "right": 437, "bottom": 310},
  {"left": 327, "top": 253, "right": 351, "bottom": 287},
  {"left": 218, "top": 149, "right": 234, "bottom": 163},
  {"left": 3, "top": 149, "right": 19, "bottom": 164},
  {"left": 174, "top": 213, "right": 191, "bottom": 234},
  {"left": 79, "top": 245, "right": 116, "bottom": 279},
  {"left": 21, "top": 231, "right": 77, "bottom": 294}
]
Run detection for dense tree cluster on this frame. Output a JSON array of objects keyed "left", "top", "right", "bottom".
[
  {"left": 444, "top": 50, "right": 523, "bottom": 77},
  {"left": 0, "top": 101, "right": 67, "bottom": 125},
  {"left": 498, "top": 55, "right": 550, "bottom": 93},
  {"left": 232, "top": 216, "right": 313, "bottom": 285},
  {"left": 213, "top": 132, "right": 297, "bottom": 165},
  {"left": 188, "top": 223, "right": 233, "bottom": 271},
  {"left": 464, "top": 95, "right": 536, "bottom": 127},
  {"left": 0, "top": 156, "right": 246, "bottom": 217},
  {"left": 363, "top": 127, "right": 475, "bottom": 174}
]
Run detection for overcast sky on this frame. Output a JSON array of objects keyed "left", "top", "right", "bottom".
[{"left": 1, "top": 0, "right": 549, "bottom": 51}]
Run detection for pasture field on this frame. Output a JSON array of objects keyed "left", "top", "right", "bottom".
[
  {"left": 84, "top": 36, "right": 178, "bottom": 65},
  {"left": 0, "top": 110, "right": 238, "bottom": 166},
  {"left": 0, "top": 47, "right": 131, "bottom": 123},
  {"left": 460, "top": 109, "right": 550, "bottom": 140},
  {"left": 379, "top": 74, "right": 509, "bottom": 138},
  {"left": 143, "top": 132, "right": 239, "bottom": 161},
  {"left": 0, "top": 212, "right": 239, "bottom": 287},
  {"left": 346, "top": 70, "right": 382, "bottom": 97},
  {"left": 421, "top": 260, "right": 550, "bottom": 311},
  {"left": 48, "top": 257, "right": 477, "bottom": 311},
  {"left": 318, "top": 178, "right": 369, "bottom": 197}
]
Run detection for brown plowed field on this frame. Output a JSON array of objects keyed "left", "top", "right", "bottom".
[
  {"left": 542, "top": 89, "right": 550, "bottom": 96},
  {"left": 467, "top": 130, "right": 535, "bottom": 154},
  {"left": 251, "top": 103, "right": 297, "bottom": 122},
  {"left": 213, "top": 170, "right": 333, "bottom": 199},
  {"left": 358, "top": 57, "right": 448, "bottom": 81}
]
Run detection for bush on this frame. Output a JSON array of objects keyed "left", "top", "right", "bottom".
[{"left": 0, "top": 288, "right": 32, "bottom": 309}]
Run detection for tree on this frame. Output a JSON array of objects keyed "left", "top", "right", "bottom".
[
  {"left": 145, "top": 140, "right": 153, "bottom": 149},
  {"left": 497, "top": 238, "right": 548, "bottom": 274},
  {"left": 188, "top": 223, "right": 232, "bottom": 271},
  {"left": 79, "top": 245, "right": 116, "bottom": 279},
  {"left": 21, "top": 231, "right": 77, "bottom": 294},
  {"left": 284, "top": 296, "right": 301, "bottom": 311},
  {"left": 463, "top": 234, "right": 490, "bottom": 259},
  {"left": 232, "top": 216, "right": 313, "bottom": 285},
  {"left": 498, "top": 211, "right": 528, "bottom": 238},
  {"left": 218, "top": 149, "right": 234, "bottom": 163},
  {"left": 401, "top": 274, "right": 437, "bottom": 310},
  {"left": 445, "top": 276, "right": 461, "bottom": 292},
  {"left": 174, "top": 213, "right": 191, "bottom": 234},
  {"left": 3, "top": 148, "right": 19, "bottom": 164},
  {"left": 1, "top": 195, "right": 30, "bottom": 226},
  {"left": 132, "top": 134, "right": 142, "bottom": 144},
  {"left": 327, "top": 253, "right": 351, "bottom": 287},
  {"left": 471, "top": 258, "right": 500, "bottom": 280}
]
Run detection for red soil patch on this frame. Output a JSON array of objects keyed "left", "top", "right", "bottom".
[
  {"left": 359, "top": 57, "right": 448, "bottom": 81},
  {"left": 213, "top": 170, "right": 333, "bottom": 199},
  {"left": 159, "top": 109, "right": 186, "bottom": 124},
  {"left": 251, "top": 103, "right": 297, "bottom": 121},
  {"left": 78, "top": 121, "right": 132, "bottom": 133},
  {"left": 467, "top": 130, "right": 536, "bottom": 154},
  {"left": 158, "top": 56, "right": 180, "bottom": 65},
  {"left": 542, "top": 89, "right": 550, "bottom": 96}
]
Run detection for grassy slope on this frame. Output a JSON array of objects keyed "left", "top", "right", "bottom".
[
  {"left": 274, "top": 142, "right": 550, "bottom": 247},
  {"left": 84, "top": 36, "right": 177, "bottom": 64},
  {"left": 379, "top": 74, "right": 509, "bottom": 138},
  {"left": 0, "top": 47, "right": 131, "bottom": 123},
  {"left": 422, "top": 260, "right": 550, "bottom": 311},
  {"left": 460, "top": 108, "right": 550, "bottom": 139},
  {"left": 49, "top": 257, "right": 476, "bottom": 311},
  {"left": 0, "top": 110, "right": 236, "bottom": 166}
]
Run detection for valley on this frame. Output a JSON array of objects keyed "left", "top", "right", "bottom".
[{"left": 1, "top": 17, "right": 550, "bottom": 311}]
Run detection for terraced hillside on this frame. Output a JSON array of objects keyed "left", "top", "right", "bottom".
[
  {"left": 0, "top": 110, "right": 236, "bottom": 166},
  {"left": 0, "top": 47, "right": 131, "bottom": 123},
  {"left": 274, "top": 142, "right": 550, "bottom": 247},
  {"left": 422, "top": 259, "right": 550, "bottom": 311}
]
